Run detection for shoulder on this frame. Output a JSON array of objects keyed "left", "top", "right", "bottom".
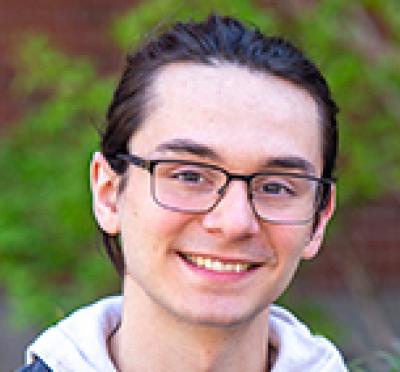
[
  {"left": 269, "top": 305, "right": 348, "bottom": 371},
  {"left": 23, "top": 296, "right": 122, "bottom": 371},
  {"left": 18, "top": 357, "right": 51, "bottom": 372}
]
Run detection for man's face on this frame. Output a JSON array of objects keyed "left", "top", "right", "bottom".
[{"left": 95, "top": 63, "right": 334, "bottom": 327}]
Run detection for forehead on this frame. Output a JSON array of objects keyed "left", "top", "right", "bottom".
[{"left": 131, "top": 62, "right": 321, "bottom": 171}]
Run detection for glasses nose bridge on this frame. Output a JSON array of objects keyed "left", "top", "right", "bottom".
[{"left": 217, "top": 172, "right": 253, "bottom": 198}]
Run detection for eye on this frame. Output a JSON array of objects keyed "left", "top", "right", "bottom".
[
  {"left": 260, "top": 182, "right": 296, "bottom": 196},
  {"left": 171, "top": 170, "right": 204, "bottom": 184}
]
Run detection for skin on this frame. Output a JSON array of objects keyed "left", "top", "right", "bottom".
[{"left": 90, "top": 63, "right": 335, "bottom": 372}]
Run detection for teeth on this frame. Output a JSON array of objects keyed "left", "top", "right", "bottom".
[{"left": 184, "top": 254, "right": 251, "bottom": 273}]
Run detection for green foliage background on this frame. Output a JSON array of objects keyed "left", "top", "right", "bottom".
[{"left": 0, "top": 0, "right": 399, "bottom": 357}]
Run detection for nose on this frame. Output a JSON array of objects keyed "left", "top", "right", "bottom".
[{"left": 202, "top": 180, "right": 260, "bottom": 240}]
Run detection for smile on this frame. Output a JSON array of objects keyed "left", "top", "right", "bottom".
[{"left": 179, "top": 252, "right": 259, "bottom": 273}]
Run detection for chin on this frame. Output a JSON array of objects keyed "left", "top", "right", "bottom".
[{"left": 165, "top": 299, "right": 270, "bottom": 329}]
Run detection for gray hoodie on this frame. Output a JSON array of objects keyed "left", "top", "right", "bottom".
[{"left": 25, "top": 296, "right": 348, "bottom": 371}]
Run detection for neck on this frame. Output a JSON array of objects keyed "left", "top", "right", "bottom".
[{"left": 109, "top": 278, "right": 270, "bottom": 372}]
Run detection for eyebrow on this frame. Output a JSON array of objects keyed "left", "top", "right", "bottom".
[
  {"left": 154, "top": 139, "right": 221, "bottom": 161},
  {"left": 154, "top": 138, "right": 315, "bottom": 174},
  {"left": 264, "top": 157, "right": 316, "bottom": 174}
]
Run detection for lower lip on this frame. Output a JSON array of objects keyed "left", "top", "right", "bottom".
[{"left": 177, "top": 254, "right": 259, "bottom": 282}]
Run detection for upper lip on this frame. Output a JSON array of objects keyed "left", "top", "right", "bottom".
[{"left": 177, "top": 251, "right": 266, "bottom": 265}]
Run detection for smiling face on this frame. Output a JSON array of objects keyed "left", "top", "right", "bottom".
[{"left": 92, "top": 62, "right": 335, "bottom": 327}]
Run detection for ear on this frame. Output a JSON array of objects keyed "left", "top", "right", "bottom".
[
  {"left": 302, "top": 184, "right": 336, "bottom": 260},
  {"left": 90, "top": 152, "right": 121, "bottom": 235}
]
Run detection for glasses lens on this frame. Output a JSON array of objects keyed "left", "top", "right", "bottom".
[
  {"left": 152, "top": 161, "right": 226, "bottom": 212},
  {"left": 251, "top": 174, "right": 321, "bottom": 223}
]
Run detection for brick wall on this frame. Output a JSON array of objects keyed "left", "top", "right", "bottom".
[
  {"left": 0, "top": 0, "right": 135, "bottom": 128},
  {"left": 297, "top": 194, "right": 400, "bottom": 292}
]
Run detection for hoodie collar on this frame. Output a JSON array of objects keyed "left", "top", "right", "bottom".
[{"left": 27, "top": 296, "right": 346, "bottom": 372}]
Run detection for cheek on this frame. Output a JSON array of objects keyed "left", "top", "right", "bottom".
[
  {"left": 119, "top": 184, "right": 193, "bottom": 254},
  {"left": 142, "top": 209, "right": 194, "bottom": 242},
  {"left": 267, "top": 223, "right": 312, "bottom": 260},
  {"left": 262, "top": 224, "right": 313, "bottom": 299}
]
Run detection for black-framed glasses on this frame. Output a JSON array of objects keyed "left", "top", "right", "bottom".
[{"left": 115, "top": 153, "right": 334, "bottom": 225}]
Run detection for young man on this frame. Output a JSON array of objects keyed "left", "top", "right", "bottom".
[{"left": 21, "top": 15, "right": 347, "bottom": 371}]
